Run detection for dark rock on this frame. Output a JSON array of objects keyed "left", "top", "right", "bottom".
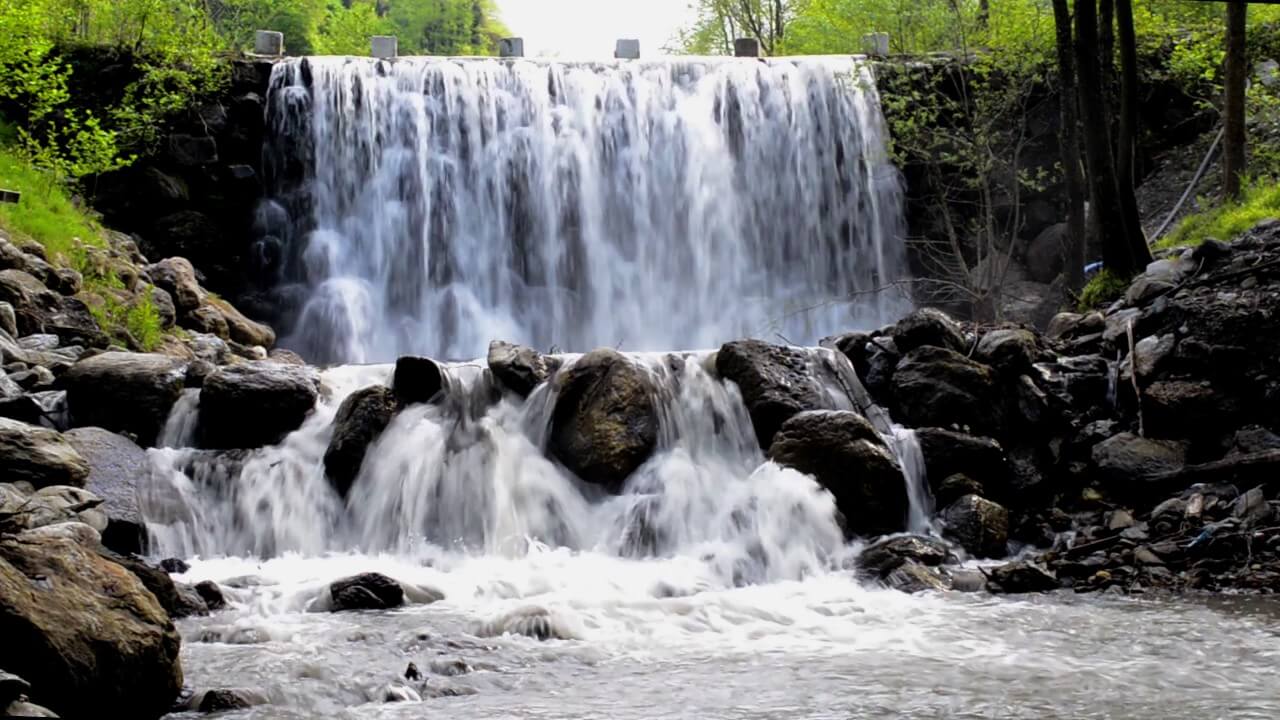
[
  {"left": 185, "top": 304, "right": 228, "bottom": 338},
  {"left": 891, "top": 308, "right": 967, "bottom": 354},
  {"left": 768, "top": 410, "right": 907, "bottom": 536},
  {"left": 1092, "top": 432, "right": 1187, "bottom": 493},
  {"left": 488, "top": 340, "right": 556, "bottom": 397},
  {"left": 0, "top": 270, "right": 58, "bottom": 337},
  {"left": 892, "top": 347, "right": 1001, "bottom": 434},
  {"left": 1025, "top": 223, "right": 1068, "bottom": 283},
  {"left": 159, "top": 558, "right": 190, "bottom": 574},
  {"left": 0, "top": 530, "right": 182, "bottom": 719},
  {"left": 1229, "top": 425, "right": 1280, "bottom": 456},
  {"left": 330, "top": 573, "right": 404, "bottom": 611},
  {"left": 208, "top": 297, "right": 275, "bottom": 349},
  {"left": 185, "top": 359, "right": 215, "bottom": 388},
  {"left": 986, "top": 561, "right": 1059, "bottom": 593},
  {"left": 391, "top": 356, "right": 444, "bottom": 405},
  {"left": 167, "top": 134, "right": 218, "bottom": 167},
  {"left": 64, "top": 352, "right": 186, "bottom": 446},
  {"left": 915, "top": 428, "right": 1008, "bottom": 494},
  {"left": 150, "top": 211, "right": 221, "bottom": 269},
  {"left": 936, "top": 473, "right": 985, "bottom": 508},
  {"left": 715, "top": 340, "right": 842, "bottom": 449},
  {"left": 0, "top": 670, "right": 31, "bottom": 708},
  {"left": 146, "top": 258, "right": 203, "bottom": 313},
  {"left": 858, "top": 535, "right": 952, "bottom": 578},
  {"left": 1144, "top": 381, "right": 1232, "bottom": 440},
  {"left": 549, "top": 349, "right": 658, "bottom": 491},
  {"left": 99, "top": 549, "right": 207, "bottom": 619},
  {"left": 975, "top": 328, "right": 1041, "bottom": 376},
  {"left": 862, "top": 336, "right": 900, "bottom": 405},
  {"left": 323, "top": 386, "right": 396, "bottom": 497},
  {"left": 885, "top": 559, "right": 951, "bottom": 593},
  {"left": 0, "top": 301, "right": 15, "bottom": 337},
  {"left": 195, "top": 581, "right": 226, "bottom": 611},
  {"left": 198, "top": 689, "right": 267, "bottom": 713},
  {"left": 941, "top": 494, "right": 1009, "bottom": 558},
  {"left": 404, "top": 663, "right": 422, "bottom": 681},
  {"left": 198, "top": 362, "right": 319, "bottom": 449},
  {"left": 0, "top": 418, "right": 90, "bottom": 489},
  {"left": 10, "top": 366, "right": 54, "bottom": 390},
  {"left": 63, "top": 428, "right": 150, "bottom": 554},
  {"left": 149, "top": 286, "right": 176, "bottom": 329}
]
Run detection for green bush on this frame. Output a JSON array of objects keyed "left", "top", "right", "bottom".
[{"left": 0, "top": 143, "right": 101, "bottom": 266}]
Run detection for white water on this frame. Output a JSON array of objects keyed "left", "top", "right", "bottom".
[{"left": 261, "top": 56, "right": 909, "bottom": 363}]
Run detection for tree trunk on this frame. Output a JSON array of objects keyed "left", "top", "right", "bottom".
[
  {"left": 1099, "top": 0, "right": 1115, "bottom": 141},
  {"left": 1116, "top": 0, "right": 1139, "bottom": 190},
  {"left": 1076, "top": 0, "right": 1149, "bottom": 278},
  {"left": 1224, "top": 1, "right": 1248, "bottom": 201},
  {"left": 1053, "top": 0, "right": 1088, "bottom": 291}
]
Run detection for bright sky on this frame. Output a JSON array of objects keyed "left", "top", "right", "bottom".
[{"left": 493, "top": 0, "right": 698, "bottom": 59}]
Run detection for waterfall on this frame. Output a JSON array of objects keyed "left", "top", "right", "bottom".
[
  {"left": 260, "top": 56, "right": 908, "bottom": 364},
  {"left": 143, "top": 352, "right": 851, "bottom": 584}
]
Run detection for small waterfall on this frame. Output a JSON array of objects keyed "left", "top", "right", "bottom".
[
  {"left": 143, "top": 351, "right": 853, "bottom": 584},
  {"left": 158, "top": 389, "right": 200, "bottom": 448},
  {"left": 888, "top": 426, "right": 935, "bottom": 535},
  {"left": 260, "top": 56, "right": 909, "bottom": 363}
]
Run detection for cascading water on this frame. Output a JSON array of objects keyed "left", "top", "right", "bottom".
[{"left": 260, "top": 56, "right": 908, "bottom": 363}]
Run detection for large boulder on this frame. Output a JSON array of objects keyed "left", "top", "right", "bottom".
[
  {"left": 0, "top": 485, "right": 107, "bottom": 535},
  {"left": 146, "top": 257, "right": 203, "bottom": 314},
  {"left": 330, "top": 572, "right": 404, "bottom": 612},
  {"left": 857, "top": 535, "right": 952, "bottom": 579},
  {"left": 890, "top": 308, "right": 968, "bottom": 354},
  {"left": 974, "top": 328, "right": 1041, "bottom": 377},
  {"left": 1091, "top": 432, "right": 1187, "bottom": 494},
  {"left": 391, "top": 356, "right": 444, "bottom": 406},
  {"left": 768, "top": 410, "right": 907, "bottom": 537},
  {"left": 892, "top": 347, "right": 1002, "bottom": 435},
  {"left": 63, "top": 428, "right": 150, "bottom": 554},
  {"left": 0, "top": 529, "right": 183, "bottom": 719},
  {"left": 986, "top": 561, "right": 1059, "bottom": 594},
  {"left": 915, "top": 428, "right": 1008, "bottom": 497},
  {"left": 715, "top": 340, "right": 841, "bottom": 449},
  {"left": 549, "top": 349, "right": 658, "bottom": 491},
  {"left": 208, "top": 296, "right": 275, "bottom": 349},
  {"left": 941, "top": 494, "right": 1009, "bottom": 558},
  {"left": 323, "top": 386, "right": 396, "bottom": 497},
  {"left": 0, "top": 418, "right": 89, "bottom": 489},
  {"left": 0, "top": 270, "right": 59, "bottom": 337},
  {"left": 99, "top": 549, "right": 207, "bottom": 620},
  {"left": 64, "top": 352, "right": 187, "bottom": 446},
  {"left": 198, "top": 362, "right": 320, "bottom": 449},
  {"left": 488, "top": 341, "right": 557, "bottom": 398}
]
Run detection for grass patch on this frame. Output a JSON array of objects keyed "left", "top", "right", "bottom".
[
  {"left": 87, "top": 285, "right": 163, "bottom": 352},
  {"left": 0, "top": 144, "right": 103, "bottom": 269},
  {"left": 1158, "top": 182, "right": 1280, "bottom": 250},
  {"left": 1078, "top": 269, "right": 1129, "bottom": 311}
]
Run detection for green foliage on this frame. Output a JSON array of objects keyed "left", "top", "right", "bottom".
[
  {"left": 87, "top": 282, "right": 164, "bottom": 351},
  {"left": 1159, "top": 182, "right": 1280, "bottom": 250},
  {"left": 1078, "top": 269, "right": 1129, "bottom": 311},
  {"left": 314, "top": 0, "right": 393, "bottom": 56}
]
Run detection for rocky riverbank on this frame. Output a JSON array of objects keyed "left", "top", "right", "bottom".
[{"left": 4, "top": 219, "right": 1280, "bottom": 716}]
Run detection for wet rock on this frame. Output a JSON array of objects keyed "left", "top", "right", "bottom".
[
  {"left": 1103, "top": 307, "right": 1142, "bottom": 345},
  {"left": 0, "top": 670, "right": 31, "bottom": 708},
  {"left": 768, "top": 410, "right": 907, "bottom": 537},
  {"left": 862, "top": 336, "right": 900, "bottom": 405},
  {"left": 0, "top": 485, "right": 107, "bottom": 535},
  {"left": 941, "top": 494, "right": 1009, "bottom": 559},
  {"left": 380, "top": 684, "right": 422, "bottom": 703},
  {"left": 488, "top": 340, "right": 557, "bottom": 397},
  {"left": 0, "top": 530, "right": 182, "bottom": 719},
  {"left": 915, "top": 428, "right": 1008, "bottom": 494},
  {"left": 63, "top": 428, "right": 149, "bottom": 554},
  {"left": 404, "top": 663, "right": 422, "bottom": 681},
  {"left": 986, "top": 561, "right": 1059, "bottom": 593},
  {"left": 474, "top": 605, "right": 577, "bottom": 641},
  {"left": 146, "top": 257, "right": 203, "bottom": 314},
  {"left": 198, "top": 362, "right": 319, "bottom": 449},
  {"left": 892, "top": 347, "right": 1001, "bottom": 434},
  {"left": 0, "top": 418, "right": 90, "bottom": 489},
  {"left": 100, "top": 549, "right": 208, "bottom": 619},
  {"left": 857, "top": 535, "right": 952, "bottom": 578},
  {"left": 208, "top": 296, "right": 274, "bottom": 349},
  {"left": 1128, "top": 333, "right": 1176, "bottom": 381},
  {"left": 197, "top": 689, "right": 267, "bottom": 712},
  {"left": 1092, "top": 433, "right": 1187, "bottom": 492},
  {"left": 194, "top": 581, "right": 227, "bottom": 610},
  {"left": 975, "top": 328, "right": 1040, "bottom": 376},
  {"left": 0, "top": 301, "right": 16, "bottom": 337},
  {"left": 391, "top": 356, "right": 444, "bottom": 405},
  {"left": 885, "top": 559, "right": 951, "bottom": 593},
  {"left": 936, "top": 473, "right": 985, "bottom": 508},
  {"left": 715, "top": 340, "right": 839, "bottom": 449},
  {"left": 323, "top": 386, "right": 397, "bottom": 497},
  {"left": 330, "top": 573, "right": 405, "bottom": 612},
  {"left": 185, "top": 304, "right": 228, "bottom": 338},
  {"left": 549, "top": 349, "right": 658, "bottom": 491},
  {"left": 64, "top": 352, "right": 187, "bottom": 446},
  {"left": 266, "top": 348, "right": 304, "bottom": 365},
  {"left": 4, "top": 699, "right": 58, "bottom": 717},
  {"left": 890, "top": 308, "right": 967, "bottom": 354}
]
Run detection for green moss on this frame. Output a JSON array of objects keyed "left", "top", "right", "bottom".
[
  {"left": 0, "top": 144, "right": 104, "bottom": 269},
  {"left": 1158, "top": 182, "right": 1280, "bottom": 251},
  {"left": 1078, "top": 269, "right": 1129, "bottom": 311}
]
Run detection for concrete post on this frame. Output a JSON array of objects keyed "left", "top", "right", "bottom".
[
  {"left": 861, "top": 32, "right": 890, "bottom": 58},
  {"left": 371, "top": 36, "right": 398, "bottom": 59},
  {"left": 254, "top": 30, "right": 284, "bottom": 57},
  {"left": 734, "top": 38, "right": 761, "bottom": 58},
  {"left": 614, "top": 39, "right": 641, "bottom": 60},
  {"left": 0, "top": 189, "right": 20, "bottom": 204},
  {"left": 499, "top": 38, "right": 525, "bottom": 58}
]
